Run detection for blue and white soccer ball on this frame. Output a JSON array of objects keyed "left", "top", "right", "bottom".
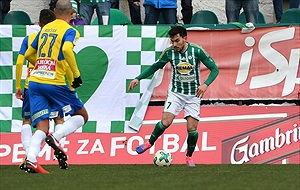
[{"left": 153, "top": 149, "right": 172, "bottom": 167}]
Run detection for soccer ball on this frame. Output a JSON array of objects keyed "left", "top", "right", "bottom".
[{"left": 153, "top": 149, "right": 172, "bottom": 167}]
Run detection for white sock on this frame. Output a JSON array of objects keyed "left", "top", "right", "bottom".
[
  {"left": 55, "top": 124, "right": 63, "bottom": 132},
  {"left": 55, "top": 124, "right": 65, "bottom": 148},
  {"left": 21, "top": 124, "right": 32, "bottom": 155},
  {"left": 52, "top": 115, "right": 84, "bottom": 142},
  {"left": 27, "top": 130, "right": 46, "bottom": 162}
]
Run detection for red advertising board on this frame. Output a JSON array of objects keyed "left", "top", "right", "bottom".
[
  {"left": 222, "top": 113, "right": 299, "bottom": 164},
  {"left": 151, "top": 26, "right": 300, "bottom": 101},
  {"left": 0, "top": 106, "right": 299, "bottom": 165}
]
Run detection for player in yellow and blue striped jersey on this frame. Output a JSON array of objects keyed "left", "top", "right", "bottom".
[
  {"left": 24, "top": 0, "right": 88, "bottom": 174},
  {"left": 15, "top": 9, "right": 62, "bottom": 172}
]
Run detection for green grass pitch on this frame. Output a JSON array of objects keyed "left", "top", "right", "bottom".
[{"left": 1, "top": 164, "right": 299, "bottom": 190}]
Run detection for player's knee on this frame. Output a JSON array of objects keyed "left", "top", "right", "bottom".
[
  {"left": 161, "top": 120, "right": 171, "bottom": 128},
  {"left": 23, "top": 118, "right": 31, "bottom": 125},
  {"left": 83, "top": 113, "right": 88, "bottom": 124},
  {"left": 75, "top": 107, "right": 88, "bottom": 124}
]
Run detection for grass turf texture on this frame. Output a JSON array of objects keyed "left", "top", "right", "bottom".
[{"left": 1, "top": 164, "right": 299, "bottom": 190}]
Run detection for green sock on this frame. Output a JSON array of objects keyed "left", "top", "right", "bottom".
[
  {"left": 149, "top": 121, "right": 167, "bottom": 145},
  {"left": 186, "top": 130, "right": 198, "bottom": 157}
]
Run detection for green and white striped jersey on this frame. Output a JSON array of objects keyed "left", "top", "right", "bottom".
[{"left": 136, "top": 42, "right": 219, "bottom": 96}]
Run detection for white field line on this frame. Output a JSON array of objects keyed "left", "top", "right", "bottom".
[{"left": 141, "top": 113, "right": 288, "bottom": 126}]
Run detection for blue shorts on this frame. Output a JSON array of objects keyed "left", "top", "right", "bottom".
[
  {"left": 22, "top": 88, "right": 64, "bottom": 121},
  {"left": 28, "top": 82, "right": 84, "bottom": 127},
  {"left": 22, "top": 88, "right": 31, "bottom": 119}
]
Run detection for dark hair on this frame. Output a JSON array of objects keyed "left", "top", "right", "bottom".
[
  {"left": 49, "top": 0, "right": 58, "bottom": 11},
  {"left": 168, "top": 26, "right": 187, "bottom": 38},
  {"left": 39, "top": 9, "right": 56, "bottom": 25}
]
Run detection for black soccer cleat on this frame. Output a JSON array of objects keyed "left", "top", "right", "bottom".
[
  {"left": 19, "top": 156, "right": 27, "bottom": 170},
  {"left": 45, "top": 135, "right": 68, "bottom": 169}
]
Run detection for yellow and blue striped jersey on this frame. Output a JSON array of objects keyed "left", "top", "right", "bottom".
[
  {"left": 15, "top": 32, "right": 38, "bottom": 90},
  {"left": 29, "top": 19, "right": 80, "bottom": 85}
]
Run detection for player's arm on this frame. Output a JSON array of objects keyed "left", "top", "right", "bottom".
[
  {"left": 62, "top": 41, "right": 80, "bottom": 78},
  {"left": 195, "top": 48, "right": 219, "bottom": 97},
  {"left": 15, "top": 54, "right": 26, "bottom": 101},
  {"left": 64, "top": 61, "right": 75, "bottom": 91},
  {"left": 15, "top": 54, "right": 26, "bottom": 100},
  {"left": 15, "top": 36, "right": 30, "bottom": 100},
  {"left": 24, "top": 47, "right": 37, "bottom": 64},
  {"left": 62, "top": 41, "right": 82, "bottom": 88},
  {"left": 16, "top": 36, "right": 29, "bottom": 91},
  {"left": 136, "top": 62, "right": 165, "bottom": 80},
  {"left": 15, "top": 54, "right": 26, "bottom": 90},
  {"left": 202, "top": 57, "right": 219, "bottom": 86},
  {"left": 62, "top": 28, "right": 81, "bottom": 88},
  {"left": 24, "top": 32, "right": 39, "bottom": 64}
]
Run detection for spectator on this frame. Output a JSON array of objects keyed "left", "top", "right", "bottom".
[
  {"left": 110, "top": 0, "right": 119, "bottom": 9},
  {"left": 80, "top": 0, "right": 110, "bottom": 25},
  {"left": 49, "top": 0, "right": 85, "bottom": 25},
  {"left": 290, "top": 0, "right": 300, "bottom": 8},
  {"left": 0, "top": 0, "right": 12, "bottom": 24},
  {"left": 49, "top": 0, "right": 57, "bottom": 11},
  {"left": 143, "top": 0, "right": 177, "bottom": 24},
  {"left": 273, "top": 0, "right": 300, "bottom": 23},
  {"left": 70, "top": 0, "right": 86, "bottom": 25},
  {"left": 225, "top": 0, "right": 259, "bottom": 24},
  {"left": 128, "top": 0, "right": 142, "bottom": 24},
  {"left": 110, "top": 0, "right": 142, "bottom": 24},
  {"left": 181, "top": 0, "right": 193, "bottom": 24}
]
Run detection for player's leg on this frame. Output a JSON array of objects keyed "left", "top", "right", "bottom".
[
  {"left": 183, "top": 95, "right": 200, "bottom": 167},
  {"left": 45, "top": 133, "right": 68, "bottom": 169},
  {"left": 136, "top": 92, "right": 182, "bottom": 154},
  {"left": 21, "top": 119, "right": 32, "bottom": 154},
  {"left": 149, "top": 112, "right": 174, "bottom": 145},
  {"left": 45, "top": 86, "right": 87, "bottom": 167},
  {"left": 53, "top": 115, "right": 65, "bottom": 147},
  {"left": 25, "top": 119, "right": 50, "bottom": 174},
  {"left": 44, "top": 86, "right": 81, "bottom": 167},
  {"left": 136, "top": 112, "right": 175, "bottom": 154},
  {"left": 50, "top": 109, "right": 65, "bottom": 146},
  {"left": 25, "top": 82, "right": 51, "bottom": 174},
  {"left": 50, "top": 107, "right": 87, "bottom": 143},
  {"left": 46, "top": 113, "right": 85, "bottom": 169},
  {"left": 47, "top": 86, "right": 87, "bottom": 142},
  {"left": 21, "top": 89, "right": 32, "bottom": 155},
  {"left": 49, "top": 115, "right": 68, "bottom": 169},
  {"left": 185, "top": 116, "right": 198, "bottom": 167},
  {"left": 19, "top": 119, "right": 32, "bottom": 170},
  {"left": 19, "top": 88, "right": 32, "bottom": 170}
]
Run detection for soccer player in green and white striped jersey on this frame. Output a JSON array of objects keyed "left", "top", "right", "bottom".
[{"left": 128, "top": 26, "right": 219, "bottom": 167}]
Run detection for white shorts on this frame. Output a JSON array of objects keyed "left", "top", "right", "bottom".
[{"left": 163, "top": 91, "right": 201, "bottom": 121}]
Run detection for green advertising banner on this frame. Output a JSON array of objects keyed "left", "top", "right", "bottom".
[{"left": 0, "top": 25, "right": 170, "bottom": 133}]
